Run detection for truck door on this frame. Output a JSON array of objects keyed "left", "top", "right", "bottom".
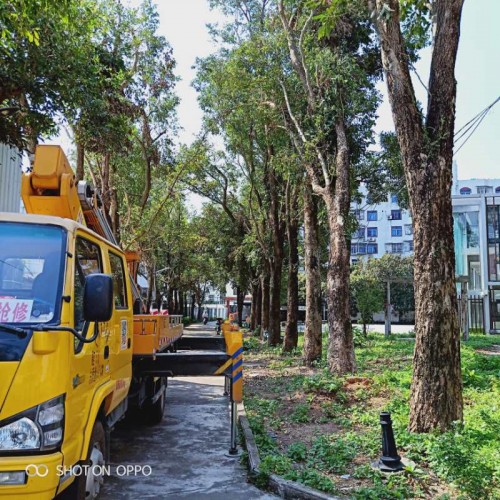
[
  {"left": 66, "top": 236, "right": 107, "bottom": 455},
  {"left": 107, "top": 251, "right": 132, "bottom": 404}
]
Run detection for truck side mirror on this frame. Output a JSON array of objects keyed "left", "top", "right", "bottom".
[{"left": 83, "top": 274, "right": 113, "bottom": 322}]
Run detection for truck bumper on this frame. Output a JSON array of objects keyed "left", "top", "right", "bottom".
[{"left": 0, "top": 452, "right": 62, "bottom": 499}]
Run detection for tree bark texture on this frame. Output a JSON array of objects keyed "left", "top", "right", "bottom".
[
  {"left": 237, "top": 286, "right": 245, "bottom": 327},
  {"left": 268, "top": 257, "right": 283, "bottom": 345},
  {"left": 261, "top": 271, "right": 270, "bottom": 334},
  {"left": 76, "top": 142, "right": 84, "bottom": 181},
  {"left": 178, "top": 290, "right": 184, "bottom": 317},
  {"left": 283, "top": 186, "right": 299, "bottom": 352},
  {"left": 372, "top": 0, "right": 464, "bottom": 431},
  {"left": 324, "top": 121, "right": 356, "bottom": 374},
  {"left": 190, "top": 294, "right": 196, "bottom": 320},
  {"left": 267, "top": 166, "right": 285, "bottom": 346},
  {"left": 303, "top": 183, "right": 323, "bottom": 365},
  {"left": 250, "top": 281, "right": 261, "bottom": 331}
]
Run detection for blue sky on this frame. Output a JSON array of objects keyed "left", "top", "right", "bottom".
[
  {"left": 52, "top": 0, "right": 499, "bottom": 180},
  {"left": 156, "top": 0, "right": 499, "bottom": 180}
]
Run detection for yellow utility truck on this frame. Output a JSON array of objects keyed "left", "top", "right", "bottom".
[{"left": 0, "top": 146, "right": 184, "bottom": 499}]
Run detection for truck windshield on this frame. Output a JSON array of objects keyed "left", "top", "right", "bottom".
[{"left": 0, "top": 222, "right": 66, "bottom": 324}]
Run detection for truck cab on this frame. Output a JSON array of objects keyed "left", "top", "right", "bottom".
[{"left": 0, "top": 212, "right": 134, "bottom": 498}]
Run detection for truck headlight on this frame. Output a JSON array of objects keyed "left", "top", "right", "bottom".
[
  {"left": 0, "top": 395, "right": 65, "bottom": 453},
  {"left": 0, "top": 417, "right": 40, "bottom": 451}
]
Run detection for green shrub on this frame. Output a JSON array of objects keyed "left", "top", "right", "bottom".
[
  {"left": 297, "top": 468, "right": 337, "bottom": 493},
  {"left": 290, "top": 403, "right": 311, "bottom": 423},
  {"left": 302, "top": 371, "right": 343, "bottom": 395},
  {"left": 307, "top": 435, "right": 357, "bottom": 473},
  {"left": 287, "top": 442, "right": 307, "bottom": 461}
]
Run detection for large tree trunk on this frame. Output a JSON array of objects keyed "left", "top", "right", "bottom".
[
  {"left": 303, "top": 183, "right": 323, "bottom": 365},
  {"left": 268, "top": 257, "right": 284, "bottom": 345},
  {"left": 178, "top": 290, "right": 184, "bottom": 317},
  {"left": 283, "top": 185, "right": 299, "bottom": 352},
  {"left": 261, "top": 270, "right": 270, "bottom": 335},
  {"left": 173, "top": 289, "right": 179, "bottom": 315},
  {"left": 76, "top": 142, "right": 84, "bottom": 181},
  {"left": 324, "top": 121, "right": 356, "bottom": 374},
  {"left": 250, "top": 280, "right": 261, "bottom": 331},
  {"left": 190, "top": 293, "right": 196, "bottom": 320},
  {"left": 372, "top": 0, "right": 464, "bottom": 432},
  {"left": 236, "top": 286, "right": 244, "bottom": 327},
  {"left": 267, "top": 162, "right": 285, "bottom": 346}
]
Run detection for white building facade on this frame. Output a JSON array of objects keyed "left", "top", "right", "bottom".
[
  {"left": 452, "top": 178, "right": 500, "bottom": 333},
  {"left": 350, "top": 173, "right": 500, "bottom": 333},
  {"left": 350, "top": 187, "right": 413, "bottom": 264},
  {"left": 0, "top": 144, "right": 22, "bottom": 213}
]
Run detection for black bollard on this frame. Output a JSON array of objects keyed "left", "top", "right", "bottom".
[{"left": 375, "top": 412, "right": 405, "bottom": 472}]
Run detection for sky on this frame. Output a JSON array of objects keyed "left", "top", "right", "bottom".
[{"left": 50, "top": 0, "right": 499, "bottom": 180}]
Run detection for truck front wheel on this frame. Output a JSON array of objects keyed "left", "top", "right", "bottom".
[{"left": 59, "top": 419, "right": 106, "bottom": 500}]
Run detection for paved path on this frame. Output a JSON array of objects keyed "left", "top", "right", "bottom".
[{"left": 101, "top": 324, "right": 275, "bottom": 499}]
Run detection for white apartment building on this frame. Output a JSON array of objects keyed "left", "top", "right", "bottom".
[
  {"left": 351, "top": 164, "right": 500, "bottom": 267},
  {"left": 350, "top": 186, "right": 413, "bottom": 264}
]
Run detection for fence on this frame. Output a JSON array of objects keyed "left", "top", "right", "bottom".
[{"left": 457, "top": 294, "right": 485, "bottom": 334}]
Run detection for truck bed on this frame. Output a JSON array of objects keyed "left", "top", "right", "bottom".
[{"left": 132, "top": 314, "right": 183, "bottom": 355}]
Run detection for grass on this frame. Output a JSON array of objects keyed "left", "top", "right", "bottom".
[{"left": 243, "top": 329, "right": 500, "bottom": 499}]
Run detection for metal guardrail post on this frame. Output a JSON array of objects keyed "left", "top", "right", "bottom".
[
  {"left": 224, "top": 328, "right": 243, "bottom": 457},
  {"left": 228, "top": 382, "right": 238, "bottom": 455}
]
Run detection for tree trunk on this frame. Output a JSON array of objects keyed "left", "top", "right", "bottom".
[
  {"left": 324, "top": 121, "right": 356, "bottom": 374},
  {"left": 76, "top": 142, "right": 84, "bottom": 181},
  {"left": 173, "top": 289, "right": 179, "bottom": 315},
  {"left": 283, "top": 185, "right": 299, "bottom": 352},
  {"left": 261, "top": 271, "right": 270, "bottom": 335},
  {"left": 168, "top": 288, "right": 174, "bottom": 315},
  {"left": 236, "top": 286, "right": 244, "bottom": 327},
  {"left": 267, "top": 163, "right": 285, "bottom": 346},
  {"left": 179, "top": 290, "right": 184, "bottom": 317},
  {"left": 146, "top": 263, "right": 155, "bottom": 313},
  {"left": 250, "top": 281, "right": 261, "bottom": 331},
  {"left": 372, "top": 0, "right": 464, "bottom": 431},
  {"left": 190, "top": 294, "right": 196, "bottom": 320},
  {"left": 254, "top": 281, "right": 262, "bottom": 333},
  {"left": 303, "top": 183, "right": 323, "bottom": 365},
  {"left": 268, "top": 257, "right": 283, "bottom": 345}
]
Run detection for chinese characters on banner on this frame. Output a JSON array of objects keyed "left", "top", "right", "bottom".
[{"left": 0, "top": 299, "right": 34, "bottom": 323}]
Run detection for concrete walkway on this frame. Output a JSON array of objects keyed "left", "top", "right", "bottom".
[{"left": 101, "top": 324, "right": 275, "bottom": 499}]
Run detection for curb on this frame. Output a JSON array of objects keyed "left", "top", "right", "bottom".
[{"left": 238, "top": 405, "right": 340, "bottom": 500}]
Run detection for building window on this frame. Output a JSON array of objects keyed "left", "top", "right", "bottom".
[
  {"left": 390, "top": 194, "right": 398, "bottom": 203},
  {"left": 477, "top": 186, "right": 493, "bottom": 195},
  {"left": 358, "top": 244, "right": 367, "bottom": 254},
  {"left": 351, "top": 244, "right": 358, "bottom": 255},
  {"left": 367, "top": 243, "right": 378, "bottom": 254},
  {"left": 390, "top": 210, "right": 402, "bottom": 220},
  {"left": 353, "top": 227, "right": 365, "bottom": 239},
  {"left": 351, "top": 209, "right": 364, "bottom": 221},
  {"left": 487, "top": 205, "right": 500, "bottom": 281},
  {"left": 391, "top": 226, "right": 403, "bottom": 237},
  {"left": 405, "top": 224, "right": 413, "bottom": 235},
  {"left": 386, "top": 243, "right": 403, "bottom": 254},
  {"left": 496, "top": 186, "right": 500, "bottom": 194},
  {"left": 404, "top": 241, "right": 414, "bottom": 252},
  {"left": 367, "top": 210, "right": 377, "bottom": 221},
  {"left": 460, "top": 187, "right": 471, "bottom": 195},
  {"left": 351, "top": 259, "right": 358, "bottom": 265},
  {"left": 367, "top": 227, "right": 378, "bottom": 238}
]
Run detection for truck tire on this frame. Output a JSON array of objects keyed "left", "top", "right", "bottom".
[
  {"left": 59, "top": 419, "right": 106, "bottom": 500},
  {"left": 144, "top": 387, "right": 165, "bottom": 425}
]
